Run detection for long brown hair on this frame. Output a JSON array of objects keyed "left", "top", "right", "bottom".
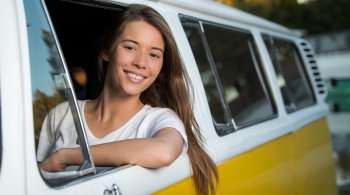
[{"left": 97, "top": 4, "right": 218, "bottom": 195}]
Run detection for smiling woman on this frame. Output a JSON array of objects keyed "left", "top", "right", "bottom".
[
  {"left": 101, "top": 21, "right": 164, "bottom": 97},
  {"left": 36, "top": 4, "right": 218, "bottom": 195}
]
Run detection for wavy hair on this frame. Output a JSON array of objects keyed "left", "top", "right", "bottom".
[{"left": 97, "top": 4, "right": 218, "bottom": 195}]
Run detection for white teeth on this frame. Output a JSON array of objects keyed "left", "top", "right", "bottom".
[{"left": 127, "top": 72, "right": 144, "bottom": 80}]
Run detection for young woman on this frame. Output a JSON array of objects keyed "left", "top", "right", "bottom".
[{"left": 37, "top": 4, "right": 218, "bottom": 195}]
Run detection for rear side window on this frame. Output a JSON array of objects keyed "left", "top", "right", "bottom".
[
  {"left": 262, "top": 34, "right": 316, "bottom": 112},
  {"left": 181, "top": 17, "right": 277, "bottom": 136}
]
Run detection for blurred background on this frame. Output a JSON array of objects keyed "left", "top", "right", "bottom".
[{"left": 213, "top": 0, "right": 350, "bottom": 194}]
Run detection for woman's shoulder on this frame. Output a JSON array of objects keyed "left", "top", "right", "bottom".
[
  {"left": 139, "top": 105, "right": 185, "bottom": 139},
  {"left": 143, "top": 105, "right": 176, "bottom": 115},
  {"left": 141, "top": 105, "right": 181, "bottom": 122},
  {"left": 49, "top": 100, "right": 86, "bottom": 115}
]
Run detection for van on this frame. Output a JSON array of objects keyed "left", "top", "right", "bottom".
[{"left": 0, "top": 0, "right": 337, "bottom": 194}]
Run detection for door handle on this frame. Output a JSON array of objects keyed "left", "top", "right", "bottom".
[{"left": 104, "top": 184, "right": 122, "bottom": 195}]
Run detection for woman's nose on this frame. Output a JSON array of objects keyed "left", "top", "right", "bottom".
[{"left": 132, "top": 52, "right": 146, "bottom": 69}]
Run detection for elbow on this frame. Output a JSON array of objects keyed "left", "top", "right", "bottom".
[
  {"left": 154, "top": 147, "right": 178, "bottom": 167},
  {"left": 157, "top": 153, "right": 175, "bottom": 167}
]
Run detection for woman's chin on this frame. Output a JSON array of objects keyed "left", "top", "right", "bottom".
[{"left": 120, "top": 88, "right": 146, "bottom": 97}]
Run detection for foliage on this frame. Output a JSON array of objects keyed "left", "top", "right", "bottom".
[
  {"left": 41, "top": 29, "right": 62, "bottom": 73},
  {"left": 33, "top": 90, "right": 63, "bottom": 138},
  {"left": 229, "top": 0, "right": 350, "bottom": 35},
  {"left": 32, "top": 29, "right": 66, "bottom": 148},
  {"left": 300, "top": 0, "right": 350, "bottom": 34},
  {"left": 339, "top": 184, "right": 350, "bottom": 195}
]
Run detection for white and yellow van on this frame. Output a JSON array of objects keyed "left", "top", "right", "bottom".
[{"left": 0, "top": 0, "right": 337, "bottom": 194}]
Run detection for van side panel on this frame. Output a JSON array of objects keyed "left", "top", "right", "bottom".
[
  {"left": 215, "top": 131, "right": 296, "bottom": 194},
  {"left": 153, "top": 117, "right": 337, "bottom": 194},
  {"left": 291, "top": 117, "right": 337, "bottom": 195}
]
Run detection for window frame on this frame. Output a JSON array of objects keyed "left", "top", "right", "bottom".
[
  {"left": 40, "top": 0, "right": 95, "bottom": 170},
  {"left": 41, "top": 0, "right": 95, "bottom": 173},
  {"left": 24, "top": 0, "right": 97, "bottom": 186}
]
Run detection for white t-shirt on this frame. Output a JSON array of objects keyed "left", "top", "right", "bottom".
[{"left": 36, "top": 100, "right": 188, "bottom": 162}]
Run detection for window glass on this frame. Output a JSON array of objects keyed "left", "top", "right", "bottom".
[
  {"left": 262, "top": 34, "right": 315, "bottom": 112},
  {"left": 182, "top": 23, "right": 233, "bottom": 135},
  {"left": 203, "top": 24, "right": 275, "bottom": 127},
  {"left": 24, "top": 0, "right": 94, "bottom": 186},
  {"left": 181, "top": 17, "right": 276, "bottom": 135}
]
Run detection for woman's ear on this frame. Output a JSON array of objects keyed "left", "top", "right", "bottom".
[{"left": 102, "top": 51, "right": 109, "bottom": 61}]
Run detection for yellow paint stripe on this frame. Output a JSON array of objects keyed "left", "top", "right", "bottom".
[{"left": 153, "top": 117, "right": 337, "bottom": 195}]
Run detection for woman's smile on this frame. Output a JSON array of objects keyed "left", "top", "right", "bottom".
[{"left": 124, "top": 70, "right": 147, "bottom": 82}]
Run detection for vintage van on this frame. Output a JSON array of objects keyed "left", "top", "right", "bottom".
[{"left": 0, "top": 0, "right": 337, "bottom": 194}]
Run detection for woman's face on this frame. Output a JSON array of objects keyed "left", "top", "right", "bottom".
[{"left": 103, "top": 21, "right": 164, "bottom": 97}]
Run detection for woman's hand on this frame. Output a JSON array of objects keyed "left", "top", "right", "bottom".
[{"left": 39, "top": 149, "right": 68, "bottom": 172}]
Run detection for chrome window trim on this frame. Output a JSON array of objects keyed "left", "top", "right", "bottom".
[
  {"left": 199, "top": 20, "right": 237, "bottom": 130},
  {"left": 50, "top": 164, "right": 133, "bottom": 190},
  {"left": 40, "top": 0, "right": 95, "bottom": 174}
]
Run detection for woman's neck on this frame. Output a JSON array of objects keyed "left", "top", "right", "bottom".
[{"left": 86, "top": 88, "right": 144, "bottom": 122}]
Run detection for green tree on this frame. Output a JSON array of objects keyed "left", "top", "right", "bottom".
[
  {"left": 229, "top": 0, "right": 350, "bottom": 35},
  {"left": 299, "top": 0, "right": 350, "bottom": 34},
  {"left": 41, "top": 29, "right": 62, "bottom": 74},
  {"left": 33, "top": 90, "right": 63, "bottom": 149},
  {"left": 32, "top": 30, "right": 66, "bottom": 149}
]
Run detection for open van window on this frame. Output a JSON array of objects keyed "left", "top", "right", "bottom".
[
  {"left": 262, "top": 34, "right": 316, "bottom": 112},
  {"left": 181, "top": 16, "right": 277, "bottom": 136},
  {"left": 24, "top": 0, "right": 98, "bottom": 186}
]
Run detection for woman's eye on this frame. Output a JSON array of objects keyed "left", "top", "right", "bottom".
[
  {"left": 150, "top": 53, "right": 159, "bottom": 58},
  {"left": 124, "top": 46, "right": 135, "bottom": 50}
]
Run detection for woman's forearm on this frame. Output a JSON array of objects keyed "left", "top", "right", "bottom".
[
  {"left": 89, "top": 138, "right": 177, "bottom": 168},
  {"left": 61, "top": 128, "right": 183, "bottom": 169}
]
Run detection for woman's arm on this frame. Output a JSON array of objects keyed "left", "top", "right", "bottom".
[{"left": 39, "top": 128, "right": 183, "bottom": 172}]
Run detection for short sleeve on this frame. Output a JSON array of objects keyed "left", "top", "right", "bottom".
[
  {"left": 36, "top": 102, "right": 70, "bottom": 162},
  {"left": 145, "top": 108, "right": 188, "bottom": 157},
  {"left": 36, "top": 110, "right": 55, "bottom": 162}
]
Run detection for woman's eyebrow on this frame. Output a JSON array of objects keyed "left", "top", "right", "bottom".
[
  {"left": 121, "top": 39, "right": 164, "bottom": 54},
  {"left": 151, "top": 47, "right": 164, "bottom": 54},
  {"left": 121, "top": 39, "right": 138, "bottom": 44}
]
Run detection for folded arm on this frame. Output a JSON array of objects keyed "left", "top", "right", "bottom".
[{"left": 39, "top": 128, "right": 184, "bottom": 172}]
